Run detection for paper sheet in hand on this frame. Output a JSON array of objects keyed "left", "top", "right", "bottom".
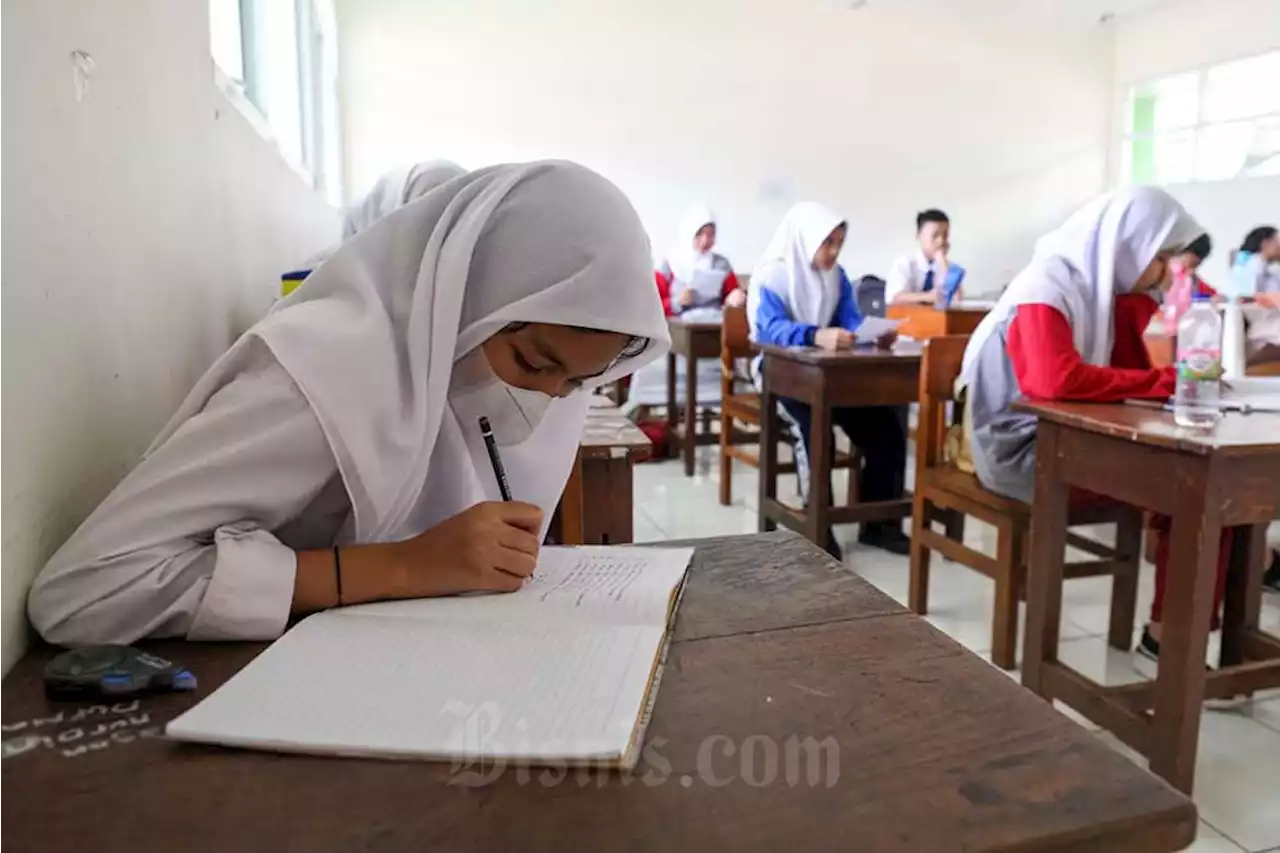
[
  {"left": 679, "top": 268, "right": 728, "bottom": 308},
  {"left": 166, "top": 547, "right": 693, "bottom": 768},
  {"left": 854, "top": 316, "right": 903, "bottom": 344}
]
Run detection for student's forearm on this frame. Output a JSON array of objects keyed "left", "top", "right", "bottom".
[
  {"left": 292, "top": 541, "right": 408, "bottom": 615},
  {"left": 893, "top": 291, "right": 937, "bottom": 305}
]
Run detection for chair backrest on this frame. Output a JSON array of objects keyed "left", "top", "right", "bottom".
[
  {"left": 854, "top": 275, "right": 887, "bottom": 318},
  {"left": 721, "top": 302, "right": 753, "bottom": 394},
  {"left": 917, "top": 335, "right": 969, "bottom": 471}
]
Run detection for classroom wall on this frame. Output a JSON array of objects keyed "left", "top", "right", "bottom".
[
  {"left": 1, "top": 1, "right": 341, "bottom": 672},
  {"left": 336, "top": 0, "right": 1115, "bottom": 295},
  {"left": 1111, "top": 0, "right": 1280, "bottom": 285}
]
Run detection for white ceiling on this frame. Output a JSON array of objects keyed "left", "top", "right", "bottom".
[{"left": 838, "top": 0, "right": 1189, "bottom": 29}]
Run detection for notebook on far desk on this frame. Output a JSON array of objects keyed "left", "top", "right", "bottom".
[{"left": 166, "top": 546, "right": 694, "bottom": 769}]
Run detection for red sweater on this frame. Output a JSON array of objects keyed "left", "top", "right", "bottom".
[
  {"left": 655, "top": 269, "right": 741, "bottom": 317},
  {"left": 1006, "top": 295, "right": 1176, "bottom": 401}
]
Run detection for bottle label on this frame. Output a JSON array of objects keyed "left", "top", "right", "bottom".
[{"left": 1177, "top": 347, "right": 1222, "bottom": 380}]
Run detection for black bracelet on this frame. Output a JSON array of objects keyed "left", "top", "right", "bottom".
[{"left": 333, "top": 546, "right": 343, "bottom": 606}]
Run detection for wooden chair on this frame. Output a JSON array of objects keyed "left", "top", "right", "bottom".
[
  {"left": 718, "top": 303, "right": 860, "bottom": 506},
  {"left": 908, "top": 336, "right": 1143, "bottom": 670}
]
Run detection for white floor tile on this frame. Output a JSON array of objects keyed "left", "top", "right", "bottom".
[
  {"left": 1191, "top": 712, "right": 1280, "bottom": 852},
  {"left": 1187, "top": 821, "right": 1247, "bottom": 852}
]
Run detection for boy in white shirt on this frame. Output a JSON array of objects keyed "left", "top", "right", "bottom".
[{"left": 886, "top": 209, "right": 965, "bottom": 306}]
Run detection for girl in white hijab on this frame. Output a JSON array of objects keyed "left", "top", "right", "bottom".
[
  {"left": 747, "top": 202, "right": 907, "bottom": 559},
  {"left": 958, "top": 186, "right": 1217, "bottom": 664},
  {"left": 654, "top": 205, "right": 744, "bottom": 316},
  {"left": 284, "top": 160, "right": 469, "bottom": 294},
  {"left": 341, "top": 159, "right": 467, "bottom": 240},
  {"left": 29, "top": 161, "right": 669, "bottom": 646},
  {"left": 625, "top": 205, "right": 745, "bottom": 413}
]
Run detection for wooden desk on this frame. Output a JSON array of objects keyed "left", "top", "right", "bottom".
[
  {"left": 886, "top": 302, "right": 991, "bottom": 340},
  {"left": 555, "top": 398, "right": 651, "bottom": 545},
  {"left": 666, "top": 319, "right": 722, "bottom": 476},
  {"left": 1, "top": 531, "right": 1196, "bottom": 853},
  {"left": 1017, "top": 401, "right": 1280, "bottom": 794},
  {"left": 756, "top": 344, "right": 921, "bottom": 546}
]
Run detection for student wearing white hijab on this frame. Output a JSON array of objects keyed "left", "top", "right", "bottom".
[
  {"left": 28, "top": 161, "right": 669, "bottom": 646},
  {"left": 626, "top": 206, "right": 745, "bottom": 412},
  {"left": 748, "top": 202, "right": 908, "bottom": 559},
  {"left": 283, "top": 160, "right": 469, "bottom": 296},
  {"left": 341, "top": 159, "right": 467, "bottom": 240},
  {"left": 654, "top": 205, "right": 744, "bottom": 315},
  {"left": 958, "top": 186, "right": 1220, "bottom": 665}
]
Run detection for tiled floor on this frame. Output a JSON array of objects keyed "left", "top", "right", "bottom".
[{"left": 633, "top": 451, "right": 1280, "bottom": 853}]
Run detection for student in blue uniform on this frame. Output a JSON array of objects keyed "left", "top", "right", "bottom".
[{"left": 747, "top": 202, "right": 908, "bottom": 558}]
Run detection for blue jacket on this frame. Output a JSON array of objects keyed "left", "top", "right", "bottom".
[{"left": 752, "top": 266, "right": 863, "bottom": 347}]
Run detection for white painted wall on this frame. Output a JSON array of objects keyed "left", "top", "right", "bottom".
[
  {"left": 1, "top": 1, "right": 341, "bottom": 671},
  {"left": 337, "top": 0, "right": 1114, "bottom": 294},
  {"left": 1111, "top": 0, "right": 1280, "bottom": 285}
]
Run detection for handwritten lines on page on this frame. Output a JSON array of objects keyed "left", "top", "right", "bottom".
[{"left": 340, "top": 547, "right": 693, "bottom": 627}]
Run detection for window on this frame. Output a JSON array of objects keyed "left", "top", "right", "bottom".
[
  {"left": 209, "top": 0, "right": 343, "bottom": 205},
  {"left": 1120, "top": 51, "right": 1280, "bottom": 185}
]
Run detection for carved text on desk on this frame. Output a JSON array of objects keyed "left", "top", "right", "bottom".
[{"left": 2, "top": 700, "right": 162, "bottom": 760}]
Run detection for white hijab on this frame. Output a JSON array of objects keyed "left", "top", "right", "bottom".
[
  {"left": 960, "top": 186, "right": 1201, "bottom": 384},
  {"left": 666, "top": 205, "right": 717, "bottom": 283},
  {"left": 748, "top": 202, "right": 847, "bottom": 329},
  {"left": 151, "top": 161, "right": 669, "bottom": 543},
  {"left": 341, "top": 160, "right": 467, "bottom": 240}
]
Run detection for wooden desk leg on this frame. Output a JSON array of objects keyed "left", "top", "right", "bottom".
[
  {"left": 1108, "top": 508, "right": 1143, "bottom": 652},
  {"left": 758, "top": 366, "right": 778, "bottom": 533},
  {"left": 1149, "top": 482, "right": 1219, "bottom": 794},
  {"left": 559, "top": 454, "right": 586, "bottom": 546},
  {"left": 666, "top": 353, "right": 678, "bottom": 459},
  {"left": 808, "top": 403, "right": 833, "bottom": 550},
  {"left": 683, "top": 353, "right": 698, "bottom": 477},
  {"left": 1221, "top": 524, "right": 1267, "bottom": 669},
  {"left": 579, "top": 453, "right": 634, "bottom": 545},
  {"left": 1022, "top": 422, "right": 1069, "bottom": 697}
]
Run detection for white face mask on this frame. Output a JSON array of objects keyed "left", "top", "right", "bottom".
[{"left": 448, "top": 347, "right": 553, "bottom": 447}]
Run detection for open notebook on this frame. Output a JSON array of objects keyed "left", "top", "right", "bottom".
[{"left": 166, "top": 546, "right": 693, "bottom": 768}]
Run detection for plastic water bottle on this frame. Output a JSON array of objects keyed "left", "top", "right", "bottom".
[{"left": 1174, "top": 293, "right": 1223, "bottom": 428}]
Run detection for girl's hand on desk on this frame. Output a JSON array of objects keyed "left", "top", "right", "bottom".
[
  {"left": 814, "top": 327, "right": 854, "bottom": 351},
  {"left": 307, "top": 501, "right": 545, "bottom": 611},
  {"left": 397, "top": 501, "right": 543, "bottom": 596}
]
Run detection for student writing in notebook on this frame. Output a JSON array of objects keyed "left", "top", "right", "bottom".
[
  {"left": 747, "top": 202, "right": 909, "bottom": 559},
  {"left": 28, "top": 161, "right": 670, "bottom": 646},
  {"left": 886, "top": 208, "right": 966, "bottom": 306},
  {"left": 957, "top": 186, "right": 1236, "bottom": 665},
  {"left": 653, "top": 205, "right": 745, "bottom": 316}
]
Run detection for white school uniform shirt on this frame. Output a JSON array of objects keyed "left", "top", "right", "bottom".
[
  {"left": 28, "top": 161, "right": 670, "bottom": 647},
  {"left": 885, "top": 249, "right": 942, "bottom": 304}
]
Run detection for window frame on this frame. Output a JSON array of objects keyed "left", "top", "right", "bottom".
[
  {"left": 1118, "top": 48, "right": 1280, "bottom": 186},
  {"left": 209, "top": 0, "right": 342, "bottom": 203}
]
